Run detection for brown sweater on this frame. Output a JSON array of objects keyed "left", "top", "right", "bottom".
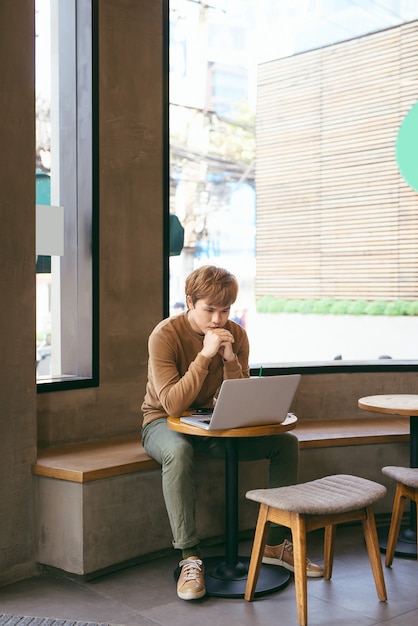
[{"left": 141, "top": 311, "right": 250, "bottom": 426}]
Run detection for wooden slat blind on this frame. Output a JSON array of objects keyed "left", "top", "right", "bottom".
[{"left": 256, "top": 21, "right": 418, "bottom": 301}]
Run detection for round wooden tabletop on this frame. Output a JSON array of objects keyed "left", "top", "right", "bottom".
[
  {"left": 167, "top": 413, "right": 298, "bottom": 438},
  {"left": 358, "top": 394, "right": 418, "bottom": 416}
]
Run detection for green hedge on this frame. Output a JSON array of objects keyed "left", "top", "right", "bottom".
[{"left": 256, "top": 296, "right": 418, "bottom": 316}]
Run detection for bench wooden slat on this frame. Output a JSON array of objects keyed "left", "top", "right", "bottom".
[
  {"left": 296, "top": 417, "right": 410, "bottom": 449},
  {"left": 32, "top": 417, "right": 410, "bottom": 483},
  {"left": 32, "top": 435, "right": 159, "bottom": 483}
]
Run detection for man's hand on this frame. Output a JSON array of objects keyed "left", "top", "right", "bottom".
[{"left": 201, "top": 328, "right": 235, "bottom": 360}]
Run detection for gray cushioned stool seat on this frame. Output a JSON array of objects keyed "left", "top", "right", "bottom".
[
  {"left": 381, "top": 466, "right": 418, "bottom": 566},
  {"left": 246, "top": 474, "right": 387, "bottom": 514},
  {"left": 382, "top": 466, "right": 418, "bottom": 488},
  {"left": 245, "top": 474, "right": 387, "bottom": 626}
]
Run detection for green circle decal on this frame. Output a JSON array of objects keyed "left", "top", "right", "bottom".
[{"left": 396, "top": 101, "right": 418, "bottom": 191}]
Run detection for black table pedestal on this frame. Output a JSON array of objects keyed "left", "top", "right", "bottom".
[
  {"left": 378, "top": 525, "right": 417, "bottom": 558},
  {"left": 203, "top": 555, "right": 289, "bottom": 598},
  {"left": 175, "top": 437, "right": 290, "bottom": 598}
]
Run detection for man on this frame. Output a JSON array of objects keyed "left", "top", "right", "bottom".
[{"left": 141, "top": 265, "right": 323, "bottom": 601}]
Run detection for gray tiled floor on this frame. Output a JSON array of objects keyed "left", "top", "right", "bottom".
[{"left": 0, "top": 525, "right": 417, "bottom": 626}]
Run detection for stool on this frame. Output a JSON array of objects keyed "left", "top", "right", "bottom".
[
  {"left": 382, "top": 466, "right": 418, "bottom": 566},
  {"left": 245, "top": 474, "right": 387, "bottom": 626}
]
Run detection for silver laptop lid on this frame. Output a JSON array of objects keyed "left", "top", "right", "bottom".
[{"left": 181, "top": 374, "right": 300, "bottom": 430}]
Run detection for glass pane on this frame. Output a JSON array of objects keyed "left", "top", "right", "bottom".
[
  {"left": 169, "top": 0, "right": 418, "bottom": 366},
  {"left": 35, "top": 0, "right": 53, "bottom": 378},
  {"left": 36, "top": 0, "right": 93, "bottom": 384}
]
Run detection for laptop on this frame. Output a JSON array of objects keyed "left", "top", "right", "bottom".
[{"left": 180, "top": 374, "right": 301, "bottom": 430}]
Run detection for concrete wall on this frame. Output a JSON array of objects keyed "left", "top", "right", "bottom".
[
  {"left": 291, "top": 370, "right": 418, "bottom": 421},
  {"left": 1, "top": 0, "right": 165, "bottom": 587},
  {"left": 0, "top": 0, "right": 37, "bottom": 585},
  {"left": 0, "top": 0, "right": 416, "bottom": 586}
]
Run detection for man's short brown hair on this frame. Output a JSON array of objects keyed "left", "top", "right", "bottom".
[{"left": 185, "top": 265, "right": 238, "bottom": 308}]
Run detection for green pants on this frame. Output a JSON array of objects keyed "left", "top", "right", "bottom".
[{"left": 142, "top": 417, "right": 299, "bottom": 550}]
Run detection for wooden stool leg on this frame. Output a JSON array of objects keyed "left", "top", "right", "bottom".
[
  {"left": 385, "top": 483, "right": 407, "bottom": 567},
  {"left": 323, "top": 524, "right": 336, "bottom": 580},
  {"left": 291, "top": 514, "right": 308, "bottom": 626},
  {"left": 415, "top": 490, "right": 418, "bottom": 560},
  {"left": 362, "top": 506, "right": 387, "bottom": 601},
  {"left": 245, "top": 503, "right": 270, "bottom": 602}
]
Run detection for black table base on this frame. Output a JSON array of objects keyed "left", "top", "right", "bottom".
[
  {"left": 174, "top": 556, "right": 290, "bottom": 598},
  {"left": 172, "top": 433, "right": 292, "bottom": 599},
  {"left": 378, "top": 525, "right": 417, "bottom": 558}
]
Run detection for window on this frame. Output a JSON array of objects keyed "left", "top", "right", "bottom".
[
  {"left": 168, "top": 0, "right": 418, "bottom": 369},
  {"left": 35, "top": 0, "right": 98, "bottom": 388}
]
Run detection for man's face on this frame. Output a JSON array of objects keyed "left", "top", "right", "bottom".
[{"left": 187, "top": 298, "right": 232, "bottom": 334}]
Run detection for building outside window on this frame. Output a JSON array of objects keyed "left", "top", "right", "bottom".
[{"left": 169, "top": 0, "right": 418, "bottom": 366}]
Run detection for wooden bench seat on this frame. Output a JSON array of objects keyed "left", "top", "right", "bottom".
[
  {"left": 33, "top": 435, "right": 159, "bottom": 483},
  {"left": 32, "top": 416, "right": 410, "bottom": 578},
  {"left": 296, "top": 416, "right": 410, "bottom": 449},
  {"left": 32, "top": 417, "right": 410, "bottom": 483}
]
